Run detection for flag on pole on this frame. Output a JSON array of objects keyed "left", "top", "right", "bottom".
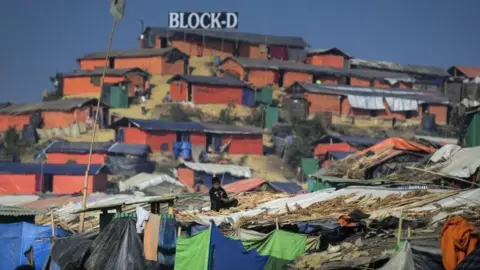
[{"left": 110, "top": 0, "right": 125, "bottom": 21}]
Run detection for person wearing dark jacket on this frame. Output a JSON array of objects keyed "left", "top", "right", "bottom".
[{"left": 209, "top": 177, "right": 238, "bottom": 211}]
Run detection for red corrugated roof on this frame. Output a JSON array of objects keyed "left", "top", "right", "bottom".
[{"left": 455, "top": 66, "right": 480, "bottom": 78}]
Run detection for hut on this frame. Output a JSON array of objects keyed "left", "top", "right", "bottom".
[
  {"left": 0, "top": 163, "right": 108, "bottom": 194},
  {"left": 167, "top": 74, "right": 255, "bottom": 106},
  {"left": 77, "top": 47, "right": 189, "bottom": 75},
  {"left": 305, "top": 47, "right": 351, "bottom": 68},
  {"left": 111, "top": 118, "right": 263, "bottom": 155},
  {"left": 140, "top": 27, "right": 307, "bottom": 60},
  {"left": 62, "top": 67, "right": 151, "bottom": 97}
]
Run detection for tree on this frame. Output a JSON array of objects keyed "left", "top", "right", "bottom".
[
  {"left": 43, "top": 72, "right": 63, "bottom": 101},
  {"left": 3, "top": 127, "right": 21, "bottom": 160}
]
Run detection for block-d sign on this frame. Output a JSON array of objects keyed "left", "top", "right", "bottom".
[{"left": 168, "top": 12, "right": 238, "bottom": 29}]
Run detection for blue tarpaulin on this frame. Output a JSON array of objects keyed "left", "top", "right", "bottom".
[
  {"left": 108, "top": 143, "right": 151, "bottom": 156},
  {"left": 269, "top": 182, "right": 303, "bottom": 194},
  {"left": 0, "top": 222, "right": 69, "bottom": 270},
  {"left": 0, "top": 163, "right": 105, "bottom": 175},
  {"left": 210, "top": 225, "right": 268, "bottom": 270},
  {"left": 242, "top": 88, "right": 256, "bottom": 107},
  {"left": 297, "top": 220, "right": 341, "bottom": 234},
  {"left": 327, "top": 151, "right": 355, "bottom": 160}
]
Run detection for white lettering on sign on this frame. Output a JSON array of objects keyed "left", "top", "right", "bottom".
[{"left": 168, "top": 12, "right": 239, "bottom": 29}]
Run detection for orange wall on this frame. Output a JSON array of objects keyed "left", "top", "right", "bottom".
[
  {"left": 191, "top": 132, "right": 207, "bottom": 147},
  {"left": 78, "top": 59, "right": 106, "bottom": 70},
  {"left": 171, "top": 39, "right": 234, "bottom": 58},
  {"left": 47, "top": 153, "right": 106, "bottom": 164},
  {"left": 123, "top": 127, "right": 148, "bottom": 144},
  {"left": 177, "top": 167, "right": 195, "bottom": 188},
  {"left": 373, "top": 80, "right": 391, "bottom": 88},
  {"left": 170, "top": 81, "right": 188, "bottom": 101},
  {"left": 114, "top": 57, "right": 163, "bottom": 74},
  {"left": 221, "top": 59, "right": 245, "bottom": 80},
  {"left": 350, "top": 77, "right": 372, "bottom": 87},
  {"left": 223, "top": 134, "right": 263, "bottom": 155},
  {"left": 316, "top": 76, "right": 346, "bottom": 85},
  {"left": 307, "top": 55, "right": 345, "bottom": 68},
  {"left": 42, "top": 108, "right": 91, "bottom": 129},
  {"left": 0, "top": 174, "right": 40, "bottom": 194},
  {"left": 426, "top": 104, "right": 448, "bottom": 125},
  {"left": 249, "top": 69, "right": 276, "bottom": 86},
  {"left": 63, "top": 76, "right": 123, "bottom": 96},
  {"left": 283, "top": 71, "right": 313, "bottom": 87},
  {"left": 193, "top": 84, "right": 243, "bottom": 105},
  {"left": 248, "top": 44, "right": 268, "bottom": 59},
  {"left": 0, "top": 114, "right": 30, "bottom": 132},
  {"left": 305, "top": 93, "right": 341, "bottom": 115},
  {"left": 53, "top": 174, "right": 107, "bottom": 194}
]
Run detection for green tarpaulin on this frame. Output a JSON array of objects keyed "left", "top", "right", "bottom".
[{"left": 175, "top": 229, "right": 210, "bottom": 270}]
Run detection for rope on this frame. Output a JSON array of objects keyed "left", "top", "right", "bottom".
[{"left": 79, "top": 19, "right": 118, "bottom": 232}]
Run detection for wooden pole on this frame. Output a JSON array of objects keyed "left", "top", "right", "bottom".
[
  {"left": 50, "top": 209, "right": 55, "bottom": 246},
  {"left": 397, "top": 209, "right": 404, "bottom": 246},
  {"left": 79, "top": 19, "right": 117, "bottom": 232}
]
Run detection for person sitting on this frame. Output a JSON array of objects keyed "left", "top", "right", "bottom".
[{"left": 209, "top": 177, "right": 238, "bottom": 211}]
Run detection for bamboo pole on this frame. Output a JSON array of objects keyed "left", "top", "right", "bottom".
[
  {"left": 79, "top": 19, "right": 118, "bottom": 232},
  {"left": 406, "top": 166, "right": 480, "bottom": 188}
]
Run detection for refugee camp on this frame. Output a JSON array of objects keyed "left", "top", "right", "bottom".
[{"left": 1, "top": 1, "right": 480, "bottom": 270}]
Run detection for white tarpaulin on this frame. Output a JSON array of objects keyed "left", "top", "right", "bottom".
[
  {"left": 347, "top": 95, "right": 385, "bottom": 110},
  {"left": 429, "top": 145, "right": 480, "bottom": 178},
  {"left": 385, "top": 97, "right": 418, "bottom": 112},
  {"left": 118, "top": 173, "right": 184, "bottom": 192},
  {"left": 429, "top": 144, "right": 462, "bottom": 163}
]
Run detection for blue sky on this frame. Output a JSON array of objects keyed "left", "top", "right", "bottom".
[{"left": 1, "top": 0, "right": 479, "bottom": 103}]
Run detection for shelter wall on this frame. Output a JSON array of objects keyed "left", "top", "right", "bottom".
[
  {"left": 373, "top": 80, "right": 391, "bottom": 88},
  {"left": 307, "top": 55, "right": 345, "bottom": 68},
  {"left": 247, "top": 44, "right": 268, "bottom": 59},
  {"left": 63, "top": 76, "right": 123, "bottom": 96},
  {"left": 193, "top": 84, "right": 243, "bottom": 105},
  {"left": 305, "top": 93, "right": 341, "bottom": 115},
  {"left": 223, "top": 134, "right": 263, "bottom": 155},
  {"left": 78, "top": 59, "right": 106, "bottom": 70},
  {"left": 170, "top": 39, "right": 234, "bottom": 58},
  {"left": 41, "top": 107, "right": 90, "bottom": 129},
  {"left": 316, "top": 76, "right": 345, "bottom": 85},
  {"left": 0, "top": 114, "right": 30, "bottom": 132},
  {"left": 177, "top": 167, "right": 194, "bottom": 188},
  {"left": 283, "top": 71, "right": 312, "bottom": 87},
  {"left": 114, "top": 56, "right": 163, "bottom": 74},
  {"left": 122, "top": 127, "right": 148, "bottom": 144},
  {"left": 53, "top": 174, "right": 107, "bottom": 194},
  {"left": 394, "top": 82, "right": 413, "bottom": 89},
  {"left": 248, "top": 69, "right": 276, "bottom": 87},
  {"left": 170, "top": 81, "right": 188, "bottom": 101},
  {"left": 426, "top": 104, "right": 448, "bottom": 125},
  {"left": 350, "top": 77, "right": 371, "bottom": 87},
  {"left": 0, "top": 174, "right": 40, "bottom": 194},
  {"left": 314, "top": 143, "right": 355, "bottom": 156},
  {"left": 190, "top": 132, "right": 207, "bottom": 147},
  {"left": 124, "top": 73, "right": 148, "bottom": 95},
  {"left": 46, "top": 153, "right": 106, "bottom": 164},
  {"left": 220, "top": 59, "right": 245, "bottom": 80},
  {"left": 161, "top": 57, "right": 186, "bottom": 75}
]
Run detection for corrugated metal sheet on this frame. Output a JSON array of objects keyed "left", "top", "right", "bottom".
[
  {"left": 167, "top": 74, "right": 246, "bottom": 87},
  {"left": 0, "top": 98, "right": 107, "bottom": 115},
  {"left": 0, "top": 204, "right": 43, "bottom": 216},
  {"left": 108, "top": 142, "right": 151, "bottom": 156},
  {"left": 146, "top": 27, "right": 307, "bottom": 47},
  {"left": 113, "top": 118, "right": 263, "bottom": 135},
  {"left": 222, "top": 57, "right": 415, "bottom": 82},
  {"left": 0, "top": 163, "right": 105, "bottom": 175},
  {"left": 287, "top": 82, "right": 449, "bottom": 104},
  {"left": 182, "top": 162, "right": 252, "bottom": 178},
  {"left": 81, "top": 47, "right": 185, "bottom": 59},
  {"left": 20, "top": 195, "right": 80, "bottom": 210},
  {"left": 350, "top": 58, "right": 449, "bottom": 77},
  {"left": 45, "top": 141, "right": 114, "bottom": 154},
  {"left": 62, "top": 67, "right": 150, "bottom": 78}
]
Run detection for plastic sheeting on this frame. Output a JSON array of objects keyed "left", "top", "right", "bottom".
[
  {"left": 118, "top": 173, "right": 184, "bottom": 192},
  {"left": 108, "top": 143, "right": 151, "bottom": 156},
  {"left": 84, "top": 219, "right": 146, "bottom": 270},
  {"left": 269, "top": 182, "right": 303, "bottom": 194},
  {"left": 347, "top": 95, "right": 385, "bottom": 110},
  {"left": 182, "top": 162, "right": 252, "bottom": 178},
  {"left": 430, "top": 144, "right": 462, "bottom": 163},
  {"left": 105, "top": 156, "right": 154, "bottom": 176},
  {"left": 385, "top": 97, "right": 418, "bottom": 112},
  {"left": 429, "top": 145, "right": 480, "bottom": 178},
  {"left": 175, "top": 228, "right": 210, "bottom": 270},
  {"left": 47, "top": 231, "right": 98, "bottom": 270},
  {"left": 0, "top": 222, "right": 69, "bottom": 270},
  {"left": 379, "top": 242, "right": 414, "bottom": 270}
]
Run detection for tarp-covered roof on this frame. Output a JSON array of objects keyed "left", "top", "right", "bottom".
[
  {"left": 62, "top": 67, "right": 150, "bottom": 78},
  {"left": 222, "top": 57, "right": 415, "bottom": 82},
  {"left": 357, "top": 137, "right": 436, "bottom": 156},
  {"left": 167, "top": 74, "right": 247, "bottom": 87},
  {"left": 429, "top": 145, "right": 480, "bottom": 178},
  {"left": 112, "top": 118, "right": 263, "bottom": 135},
  {"left": 0, "top": 163, "right": 106, "bottom": 175},
  {"left": 44, "top": 141, "right": 151, "bottom": 156},
  {"left": 182, "top": 162, "right": 252, "bottom": 178},
  {"left": 80, "top": 47, "right": 186, "bottom": 60},
  {"left": 0, "top": 98, "right": 107, "bottom": 115},
  {"left": 350, "top": 58, "right": 449, "bottom": 78},
  {"left": 269, "top": 182, "right": 303, "bottom": 194},
  {"left": 0, "top": 204, "right": 43, "bottom": 216},
  {"left": 327, "top": 151, "right": 355, "bottom": 160},
  {"left": 306, "top": 47, "right": 351, "bottom": 58},
  {"left": 286, "top": 82, "right": 449, "bottom": 104},
  {"left": 145, "top": 27, "right": 307, "bottom": 47}
]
